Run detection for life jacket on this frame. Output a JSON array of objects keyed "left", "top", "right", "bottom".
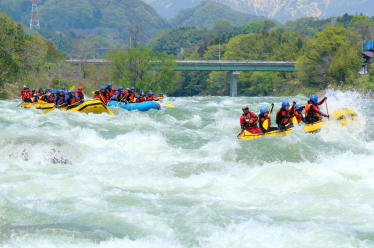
[
  {"left": 136, "top": 96, "right": 145, "bottom": 103},
  {"left": 305, "top": 103, "right": 320, "bottom": 118},
  {"left": 295, "top": 111, "right": 303, "bottom": 124},
  {"left": 146, "top": 96, "right": 154, "bottom": 101},
  {"left": 77, "top": 92, "right": 84, "bottom": 101},
  {"left": 46, "top": 95, "right": 55, "bottom": 103},
  {"left": 128, "top": 93, "right": 135, "bottom": 102},
  {"left": 276, "top": 108, "right": 290, "bottom": 126},
  {"left": 259, "top": 113, "right": 271, "bottom": 129},
  {"left": 241, "top": 112, "right": 258, "bottom": 128},
  {"left": 99, "top": 91, "right": 108, "bottom": 103},
  {"left": 69, "top": 95, "right": 79, "bottom": 105}
]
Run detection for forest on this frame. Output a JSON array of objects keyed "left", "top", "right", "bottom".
[{"left": 1, "top": 8, "right": 374, "bottom": 98}]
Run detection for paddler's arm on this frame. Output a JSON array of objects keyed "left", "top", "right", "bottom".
[
  {"left": 313, "top": 105, "right": 329, "bottom": 118},
  {"left": 318, "top": 97, "right": 327, "bottom": 105}
]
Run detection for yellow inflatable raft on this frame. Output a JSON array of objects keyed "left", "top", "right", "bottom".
[
  {"left": 303, "top": 108, "right": 358, "bottom": 133},
  {"left": 238, "top": 129, "right": 292, "bottom": 141},
  {"left": 21, "top": 101, "right": 54, "bottom": 110},
  {"left": 51, "top": 100, "right": 113, "bottom": 115},
  {"left": 238, "top": 108, "right": 358, "bottom": 140}
]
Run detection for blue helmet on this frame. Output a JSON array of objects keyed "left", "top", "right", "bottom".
[
  {"left": 282, "top": 101, "right": 290, "bottom": 108},
  {"left": 260, "top": 108, "right": 268, "bottom": 115},
  {"left": 51, "top": 90, "right": 55, "bottom": 94},
  {"left": 149, "top": 92, "right": 154, "bottom": 96},
  {"left": 107, "top": 83, "right": 112, "bottom": 87},
  {"left": 64, "top": 91, "right": 68, "bottom": 95},
  {"left": 39, "top": 87, "right": 43, "bottom": 91},
  {"left": 46, "top": 88, "right": 51, "bottom": 91},
  {"left": 45, "top": 94, "right": 50, "bottom": 97},
  {"left": 131, "top": 86, "right": 136, "bottom": 90},
  {"left": 310, "top": 95, "right": 318, "bottom": 104},
  {"left": 118, "top": 87, "right": 124, "bottom": 91},
  {"left": 32, "top": 88, "right": 36, "bottom": 91},
  {"left": 296, "top": 104, "right": 303, "bottom": 110},
  {"left": 71, "top": 90, "right": 76, "bottom": 93},
  {"left": 35, "top": 93, "right": 39, "bottom": 97},
  {"left": 100, "top": 86, "right": 106, "bottom": 91}
]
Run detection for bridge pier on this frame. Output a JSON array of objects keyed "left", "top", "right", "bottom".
[{"left": 229, "top": 71, "right": 240, "bottom": 97}]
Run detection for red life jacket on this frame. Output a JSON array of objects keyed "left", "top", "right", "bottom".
[
  {"left": 276, "top": 108, "right": 291, "bottom": 125},
  {"left": 136, "top": 96, "right": 145, "bottom": 103},
  {"left": 295, "top": 111, "right": 303, "bottom": 123},
  {"left": 305, "top": 103, "right": 320, "bottom": 118}
]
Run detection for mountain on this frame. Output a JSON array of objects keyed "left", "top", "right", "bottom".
[
  {"left": 170, "top": 1, "right": 264, "bottom": 28},
  {"left": 142, "top": 0, "right": 202, "bottom": 19},
  {"left": 0, "top": 0, "right": 168, "bottom": 43},
  {"left": 143, "top": 0, "right": 374, "bottom": 22}
]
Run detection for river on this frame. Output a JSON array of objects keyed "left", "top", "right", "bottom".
[{"left": 0, "top": 90, "right": 373, "bottom": 247}]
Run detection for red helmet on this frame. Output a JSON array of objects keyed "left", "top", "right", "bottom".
[
  {"left": 78, "top": 86, "right": 83, "bottom": 91},
  {"left": 24, "top": 86, "right": 29, "bottom": 90}
]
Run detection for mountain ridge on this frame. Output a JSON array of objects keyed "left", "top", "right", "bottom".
[{"left": 143, "top": 0, "right": 374, "bottom": 22}]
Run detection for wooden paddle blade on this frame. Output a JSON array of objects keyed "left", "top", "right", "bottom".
[{"left": 263, "top": 119, "right": 269, "bottom": 130}]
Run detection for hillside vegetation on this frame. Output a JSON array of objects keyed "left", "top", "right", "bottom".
[
  {"left": 0, "top": 0, "right": 168, "bottom": 44},
  {"left": 170, "top": 1, "right": 264, "bottom": 28}
]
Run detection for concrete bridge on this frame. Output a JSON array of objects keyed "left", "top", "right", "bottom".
[{"left": 66, "top": 59, "right": 296, "bottom": 96}]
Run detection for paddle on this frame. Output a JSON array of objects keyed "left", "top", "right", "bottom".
[
  {"left": 262, "top": 103, "right": 274, "bottom": 131},
  {"left": 292, "top": 116, "right": 298, "bottom": 125},
  {"left": 325, "top": 100, "right": 330, "bottom": 120},
  {"left": 164, "top": 103, "right": 175, "bottom": 108},
  {"left": 69, "top": 85, "right": 76, "bottom": 92}
]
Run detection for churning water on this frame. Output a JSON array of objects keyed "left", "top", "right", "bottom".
[{"left": 0, "top": 90, "right": 374, "bottom": 248}]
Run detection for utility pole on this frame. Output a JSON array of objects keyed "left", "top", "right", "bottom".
[{"left": 30, "top": 0, "right": 40, "bottom": 30}]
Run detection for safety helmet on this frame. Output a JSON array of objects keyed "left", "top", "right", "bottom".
[
  {"left": 46, "top": 88, "right": 51, "bottom": 91},
  {"left": 32, "top": 88, "right": 36, "bottom": 91},
  {"left": 282, "top": 101, "right": 290, "bottom": 108},
  {"left": 118, "top": 87, "right": 124, "bottom": 91},
  {"left": 51, "top": 90, "right": 55, "bottom": 94},
  {"left": 107, "top": 83, "right": 112, "bottom": 87},
  {"left": 260, "top": 108, "right": 268, "bottom": 115},
  {"left": 130, "top": 86, "right": 136, "bottom": 90},
  {"left": 45, "top": 94, "right": 50, "bottom": 97},
  {"left": 35, "top": 93, "right": 39, "bottom": 97},
  {"left": 310, "top": 95, "right": 318, "bottom": 104},
  {"left": 39, "top": 87, "right": 43, "bottom": 91},
  {"left": 71, "top": 90, "right": 76, "bottom": 93},
  {"left": 296, "top": 104, "right": 303, "bottom": 110},
  {"left": 100, "top": 86, "right": 106, "bottom": 91},
  {"left": 149, "top": 92, "right": 154, "bottom": 96},
  {"left": 77, "top": 86, "right": 83, "bottom": 91}
]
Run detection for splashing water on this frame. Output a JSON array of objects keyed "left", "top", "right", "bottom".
[{"left": 0, "top": 91, "right": 374, "bottom": 248}]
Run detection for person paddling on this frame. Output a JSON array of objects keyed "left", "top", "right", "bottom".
[
  {"left": 259, "top": 106, "right": 278, "bottom": 133},
  {"left": 240, "top": 105, "right": 262, "bottom": 134},
  {"left": 305, "top": 95, "right": 329, "bottom": 124},
  {"left": 276, "top": 101, "right": 294, "bottom": 131}
]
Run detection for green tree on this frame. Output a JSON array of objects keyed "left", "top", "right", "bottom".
[
  {"left": 297, "top": 27, "right": 362, "bottom": 88},
  {"left": 111, "top": 46, "right": 176, "bottom": 93}
]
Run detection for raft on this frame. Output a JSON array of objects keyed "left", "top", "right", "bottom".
[
  {"left": 238, "top": 129, "right": 292, "bottom": 141},
  {"left": 21, "top": 101, "right": 54, "bottom": 110},
  {"left": 238, "top": 108, "right": 359, "bottom": 140},
  {"left": 60, "top": 100, "right": 113, "bottom": 115},
  {"left": 108, "top": 101, "right": 160, "bottom": 112},
  {"left": 303, "top": 108, "right": 358, "bottom": 133}
]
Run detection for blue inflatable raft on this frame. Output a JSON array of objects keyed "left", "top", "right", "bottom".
[{"left": 108, "top": 101, "right": 161, "bottom": 112}]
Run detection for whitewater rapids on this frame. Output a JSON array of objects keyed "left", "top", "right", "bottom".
[{"left": 0, "top": 91, "right": 373, "bottom": 248}]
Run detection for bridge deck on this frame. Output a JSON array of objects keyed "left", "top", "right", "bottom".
[{"left": 66, "top": 59, "right": 296, "bottom": 72}]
